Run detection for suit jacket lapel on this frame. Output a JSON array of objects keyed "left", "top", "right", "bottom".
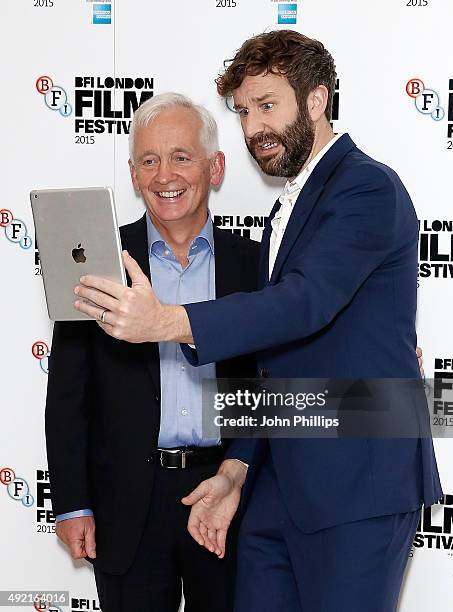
[
  {"left": 269, "top": 134, "right": 356, "bottom": 284},
  {"left": 259, "top": 198, "right": 281, "bottom": 288},
  {"left": 120, "top": 213, "right": 161, "bottom": 395},
  {"left": 269, "top": 182, "right": 324, "bottom": 284}
]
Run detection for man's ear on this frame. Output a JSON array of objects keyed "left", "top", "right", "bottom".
[
  {"left": 307, "top": 85, "right": 329, "bottom": 123},
  {"left": 209, "top": 151, "right": 225, "bottom": 188},
  {"left": 129, "top": 159, "right": 140, "bottom": 191}
]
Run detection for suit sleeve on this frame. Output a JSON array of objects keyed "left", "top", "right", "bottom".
[
  {"left": 183, "top": 165, "right": 401, "bottom": 366},
  {"left": 222, "top": 439, "right": 256, "bottom": 465},
  {"left": 45, "top": 320, "right": 94, "bottom": 516}
]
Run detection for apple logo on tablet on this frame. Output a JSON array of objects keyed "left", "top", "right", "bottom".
[{"left": 72, "top": 243, "right": 86, "bottom": 264}]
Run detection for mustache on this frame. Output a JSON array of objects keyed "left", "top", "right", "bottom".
[{"left": 248, "top": 132, "right": 282, "bottom": 150}]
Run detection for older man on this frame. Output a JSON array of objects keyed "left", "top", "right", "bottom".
[
  {"left": 75, "top": 31, "right": 441, "bottom": 612},
  {"left": 45, "top": 93, "right": 259, "bottom": 612}
]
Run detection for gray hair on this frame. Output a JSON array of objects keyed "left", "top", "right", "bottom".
[{"left": 129, "top": 92, "right": 219, "bottom": 161}]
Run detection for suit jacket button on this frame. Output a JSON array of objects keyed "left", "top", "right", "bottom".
[
  {"left": 145, "top": 456, "right": 154, "bottom": 464},
  {"left": 259, "top": 368, "right": 269, "bottom": 378},
  {"left": 154, "top": 394, "right": 160, "bottom": 402}
]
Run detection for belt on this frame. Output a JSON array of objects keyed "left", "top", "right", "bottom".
[{"left": 154, "top": 445, "right": 224, "bottom": 469}]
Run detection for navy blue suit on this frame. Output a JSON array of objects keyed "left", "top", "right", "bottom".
[{"left": 183, "top": 135, "right": 442, "bottom": 611}]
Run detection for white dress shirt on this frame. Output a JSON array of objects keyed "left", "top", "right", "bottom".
[{"left": 269, "top": 133, "right": 343, "bottom": 279}]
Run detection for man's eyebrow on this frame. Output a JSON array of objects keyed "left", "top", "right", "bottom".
[
  {"left": 253, "top": 92, "right": 277, "bottom": 103},
  {"left": 234, "top": 92, "right": 277, "bottom": 109},
  {"left": 138, "top": 149, "right": 157, "bottom": 160},
  {"left": 169, "top": 147, "right": 194, "bottom": 155},
  {"left": 138, "top": 147, "right": 194, "bottom": 160}
]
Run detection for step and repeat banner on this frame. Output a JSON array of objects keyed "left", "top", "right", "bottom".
[{"left": 1, "top": 0, "right": 452, "bottom": 610}]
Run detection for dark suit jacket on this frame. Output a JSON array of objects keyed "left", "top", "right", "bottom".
[
  {"left": 45, "top": 213, "right": 259, "bottom": 574},
  {"left": 184, "top": 134, "right": 443, "bottom": 532}
]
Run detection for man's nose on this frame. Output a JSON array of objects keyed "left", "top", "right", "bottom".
[
  {"left": 154, "top": 159, "right": 177, "bottom": 184},
  {"left": 241, "top": 110, "right": 266, "bottom": 140}
]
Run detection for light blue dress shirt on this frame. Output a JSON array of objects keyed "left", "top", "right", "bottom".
[
  {"left": 146, "top": 212, "right": 219, "bottom": 448},
  {"left": 55, "top": 213, "right": 219, "bottom": 522}
]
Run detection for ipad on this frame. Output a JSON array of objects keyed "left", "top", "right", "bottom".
[{"left": 30, "top": 187, "right": 126, "bottom": 321}]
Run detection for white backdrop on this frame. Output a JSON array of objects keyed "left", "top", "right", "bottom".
[{"left": 1, "top": 0, "right": 452, "bottom": 610}]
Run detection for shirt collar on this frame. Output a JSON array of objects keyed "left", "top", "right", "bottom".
[
  {"left": 280, "top": 133, "right": 344, "bottom": 200},
  {"left": 146, "top": 210, "right": 215, "bottom": 256}
]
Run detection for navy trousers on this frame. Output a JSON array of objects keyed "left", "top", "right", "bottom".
[{"left": 234, "top": 456, "right": 420, "bottom": 612}]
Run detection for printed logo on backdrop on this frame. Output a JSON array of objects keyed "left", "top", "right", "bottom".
[
  {"left": 0, "top": 467, "right": 34, "bottom": 509},
  {"left": 331, "top": 78, "right": 340, "bottom": 126},
  {"left": 406, "top": 77, "right": 453, "bottom": 150},
  {"left": 418, "top": 219, "right": 453, "bottom": 281},
  {"left": 35, "top": 75, "right": 153, "bottom": 146},
  {"left": 36, "top": 75, "right": 73, "bottom": 118},
  {"left": 74, "top": 75, "right": 153, "bottom": 142},
  {"left": 36, "top": 595, "right": 101, "bottom": 611},
  {"left": 32, "top": 341, "right": 50, "bottom": 374},
  {"left": 278, "top": 3, "right": 297, "bottom": 24},
  {"left": 34, "top": 231, "right": 42, "bottom": 277},
  {"left": 406, "top": 78, "right": 445, "bottom": 121},
  {"left": 85, "top": 0, "right": 111, "bottom": 25},
  {"left": 1, "top": 209, "right": 33, "bottom": 250},
  {"left": 213, "top": 214, "right": 269, "bottom": 239},
  {"left": 2, "top": 469, "right": 59, "bottom": 532},
  {"left": 429, "top": 358, "right": 453, "bottom": 425},
  {"left": 36, "top": 470, "right": 56, "bottom": 531},
  {"left": 70, "top": 598, "right": 100, "bottom": 611},
  {"left": 448, "top": 79, "right": 453, "bottom": 147},
  {"left": 92, "top": 3, "right": 111, "bottom": 24},
  {"left": 413, "top": 494, "right": 453, "bottom": 553},
  {"left": 269, "top": 0, "right": 298, "bottom": 24},
  {"left": 34, "top": 603, "right": 62, "bottom": 612}
]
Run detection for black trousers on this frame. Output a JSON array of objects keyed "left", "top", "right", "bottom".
[{"left": 94, "top": 462, "right": 237, "bottom": 612}]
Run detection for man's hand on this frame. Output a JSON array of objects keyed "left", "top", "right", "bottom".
[
  {"left": 74, "top": 250, "right": 193, "bottom": 344},
  {"left": 416, "top": 346, "right": 424, "bottom": 379},
  {"left": 181, "top": 459, "right": 247, "bottom": 559},
  {"left": 55, "top": 516, "right": 96, "bottom": 560}
]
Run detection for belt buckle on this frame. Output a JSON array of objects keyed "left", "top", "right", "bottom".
[{"left": 157, "top": 448, "right": 186, "bottom": 469}]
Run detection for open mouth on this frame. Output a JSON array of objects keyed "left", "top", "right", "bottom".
[
  {"left": 154, "top": 189, "right": 187, "bottom": 199},
  {"left": 261, "top": 141, "right": 279, "bottom": 150},
  {"left": 257, "top": 141, "right": 281, "bottom": 156}
]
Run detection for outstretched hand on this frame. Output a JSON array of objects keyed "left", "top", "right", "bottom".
[{"left": 181, "top": 472, "right": 241, "bottom": 559}]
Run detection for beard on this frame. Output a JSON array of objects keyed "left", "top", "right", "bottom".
[{"left": 245, "top": 108, "right": 315, "bottom": 178}]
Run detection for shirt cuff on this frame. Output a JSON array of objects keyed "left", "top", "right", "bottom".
[
  {"left": 232, "top": 459, "right": 249, "bottom": 469},
  {"left": 55, "top": 509, "right": 94, "bottom": 522}
]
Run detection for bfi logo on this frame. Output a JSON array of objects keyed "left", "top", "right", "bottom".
[
  {"left": 36, "top": 75, "right": 72, "bottom": 118},
  {"left": 0, "top": 209, "right": 33, "bottom": 250},
  {"left": 0, "top": 467, "right": 34, "bottom": 508},
  {"left": 32, "top": 341, "right": 50, "bottom": 374},
  {"left": 406, "top": 78, "right": 445, "bottom": 122}
]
